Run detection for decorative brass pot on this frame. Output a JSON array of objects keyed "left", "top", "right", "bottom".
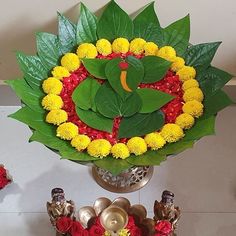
[{"left": 92, "top": 165, "right": 154, "bottom": 193}]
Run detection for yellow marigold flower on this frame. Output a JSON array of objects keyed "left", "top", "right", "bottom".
[
  {"left": 61, "top": 53, "right": 81, "bottom": 72},
  {"left": 127, "top": 137, "right": 147, "bottom": 156},
  {"left": 42, "top": 77, "right": 63, "bottom": 95},
  {"left": 129, "top": 38, "right": 146, "bottom": 55},
  {"left": 183, "top": 87, "right": 204, "bottom": 103},
  {"left": 171, "top": 57, "right": 185, "bottom": 72},
  {"left": 118, "top": 229, "right": 130, "bottom": 236},
  {"left": 56, "top": 122, "right": 78, "bottom": 140},
  {"left": 177, "top": 66, "right": 196, "bottom": 82},
  {"left": 160, "top": 124, "right": 184, "bottom": 143},
  {"left": 96, "top": 39, "right": 112, "bottom": 56},
  {"left": 144, "top": 132, "right": 166, "bottom": 150},
  {"left": 175, "top": 113, "right": 195, "bottom": 129},
  {"left": 111, "top": 143, "right": 130, "bottom": 159},
  {"left": 41, "top": 94, "right": 63, "bottom": 111},
  {"left": 46, "top": 109, "right": 68, "bottom": 125},
  {"left": 182, "top": 100, "right": 204, "bottom": 118},
  {"left": 87, "top": 139, "right": 111, "bottom": 158},
  {"left": 182, "top": 79, "right": 199, "bottom": 91},
  {"left": 144, "top": 42, "right": 158, "bottom": 56},
  {"left": 112, "top": 38, "right": 130, "bottom": 54},
  {"left": 71, "top": 135, "right": 91, "bottom": 151},
  {"left": 77, "top": 43, "right": 98, "bottom": 59},
  {"left": 156, "top": 46, "right": 176, "bottom": 62},
  {"left": 51, "top": 66, "right": 70, "bottom": 80}
]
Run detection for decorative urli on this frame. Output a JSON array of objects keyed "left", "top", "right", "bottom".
[{"left": 7, "top": 1, "right": 233, "bottom": 175}]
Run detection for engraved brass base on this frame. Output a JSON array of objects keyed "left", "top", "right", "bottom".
[{"left": 92, "top": 166, "right": 154, "bottom": 193}]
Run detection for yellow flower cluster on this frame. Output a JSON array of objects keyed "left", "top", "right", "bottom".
[
  {"left": 175, "top": 113, "right": 195, "bottom": 129},
  {"left": 127, "top": 137, "right": 147, "bottom": 155},
  {"left": 144, "top": 42, "right": 158, "bottom": 55},
  {"left": 144, "top": 132, "right": 166, "bottom": 150},
  {"left": 129, "top": 38, "right": 146, "bottom": 55},
  {"left": 56, "top": 122, "right": 78, "bottom": 140},
  {"left": 41, "top": 94, "right": 63, "bottom": 110},
  {"left": 87, "top": 139, "right": 111, "bottom": 158},
  {"left": 112, "top": 38, "right": 130, "bottom": 53},
  {"left": 46, "top": 109, "right": 68, "bottom": 125},
  {"left": 61, "top": 53, "right": 81, "bottom": 72},
  {"left": 182, "top": 79, "right": 199, "bottom": 91},
  {"left": 177, "top": 66, "right": 196, "bottom": 82},
  {"left": 96, "top": 39, "right": 112, "bottom": 56},
  {"left": 183, "top": 100, "right": 204, "bottom": 118},
  {"left": 77, "top": 43, "right": 98, "bottom": 58},
  {"left": 157, "top": 46, "right": 176, "bottom": 62},
  {"left": 160, "top": 124, "right": 184, "bottom": 143},
  {"left": 42, "top": 77, "right": 63, "bottom": 95},
  {"left": 71, "top": 135, "right": 91, "bottom": 151},
  {"left": 52, "top": 66, "right": 70, "bottom": 80},
  {"left": 183, "top": 87, "right": 204, "bottom": 102},
  {"left": 104, "top": 229, "right": 130, "bottom": 236},
  {"left": 111, "top": 143, "right": 130, "bottom": 159}
]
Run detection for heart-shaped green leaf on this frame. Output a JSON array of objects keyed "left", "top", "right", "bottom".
[
  {"left": 82, "top": 58, "right": 110, "bottom": 79},
  {"left": 118, "top": 110, "right": 165, "bottom": 138},
  {"left": 58, "top": 13, "right": 77, "bottom": 54},
  {"left": 16, "top": 53, "right": 47, "bottom": 90},
  {"left": 203, "top": 90, "right": 234, "bottom": 118},
  {"left": 136, "top": 88, "right": 174, "bottom": 113},
  {"left": 72, "top": 77, "right": 101, "bottom": 111},
  {"left": 36, "top": 32, "right": 60, "bottom": 70},
  {"left": 75, "top": 107, "right": 113, "bottom": 133},
  {"left": 197, "top": 66, "right": 233, "bottom": 97},
  {"left": 141, "top": 56, "right": 171, "bottom": 83},
  {"left": 95, "top": 82, "right": 142, "bottom": 118},
  {"left": 97, "top": 0, "right": 133, "bottom": 40},
  {"left": 184, "top": 42, "right": 221, "bottom": 70},
  {"left": 9, "top": 106, "right": 55, "bottom": 136},
  {"left": 76, "top": 3, "right": 98, "bottom": 44},
  {"left": 6, "top": 79, "right": 44, "bottom": 113},
  {"left": 162, "top": 15, "right": 190, "bottom": 56},
  {"left": 94, "top": 157, "right": 133, "bottom": 176},
  {"left": 127, "top": 151, "right": 166, "bottom": 166},
  {"left": 133, "top": 2, "right": 162, "bottom": 44},
  {"left": 105, "top": 56, "right": 144, "bottom": 100},
  {"left": 158, "top": 140, "right": 194, "bottom": 156}
]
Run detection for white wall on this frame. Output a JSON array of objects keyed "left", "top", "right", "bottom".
[{"left": 0, "top": 0, "right": 235, "bottom": 84}]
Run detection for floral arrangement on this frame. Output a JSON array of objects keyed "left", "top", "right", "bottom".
[
  {"left": 0, "top": 165, "right": 12, "bottom": 190},
  {"left": 7, "top": 1, "right": 233, "bottom": 175},
  {"left": 56, "top": 216, "right": 172, "bottom": 236}
]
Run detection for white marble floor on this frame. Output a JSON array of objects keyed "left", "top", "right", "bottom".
[{"left": 0, "top": 106, "right": 236, "bottom": 236}]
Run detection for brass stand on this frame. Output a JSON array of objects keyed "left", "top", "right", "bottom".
[{"left": 92, "top": 166, "right": 154, "bottom": 193}]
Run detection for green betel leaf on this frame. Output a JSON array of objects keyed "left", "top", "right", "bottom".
[
  {"left": 97, "top": 0, "right": 133, "bottom": 41},
  {"left": 136, "top": 88, "right": 174, "bottom": 113},
  {"left": 58, "top": 13, "right": 77, "bottom": 54},
  {"left": 184, "top": 42, "right": 221, "bottom": 69},
  {"left": 203, "top": 90, "right": 234, "bottom": 118},
  {"left": 75, "top": 107, "right": 113, "bottom": 133},
  {"left": 118, "top": 110, "right": 165, "bottom": 138},
  {"left": 16, "top": 52, "right": 48, "bottom": 90},
  {"left": 184, "top": 116, "right": 216, "bottom": 141},
  {"left": 94, "top": 157, "right": 133, "bottom": 176},
  {"left": 36, "top": 32, "right": 60, "bottom": 70},
  {"left": 126, "top": 151, "right": 166, "bottom": 166},
  {"left": 76, "top": 3, "right": 98, "bottom": 44},
  {"left": 162, "top": 15, "right": 190, "bottom": 56},
  {"left": 82, "top": 58, "right": 109, "bottom": 79},
  {"left": 105, "top": 56, "right": 144, "bottom": 100},
  {"left": 197, "top": 66, "right": 233, "bottom": 97},
  {"left": 95, "top": 82, "right": 142, "bottom": 118},
  {"left": 72, "top": 77, "right": 101, "bottom": 111},
  {"left": 30, "top": 130, "right": 98, "bottom": 161},
  {"left": 133, "top": 2, "right": 162, "bottom": 44},
  {"left": 141, "top": 56, "right": 171, "bottom": 83},
  {"left": 6, "top": 79, "right": 44, "bottom": 113},
  {"left": 9, "top": 106, "right": 55, "bottom": 136},
  {"left": 158, "top": 140, "right": 194, "bottom": 156}
]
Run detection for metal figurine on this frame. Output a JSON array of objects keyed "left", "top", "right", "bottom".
[
  {"left": 153, "top": 190, "right": 181, "bottom": 231},
  {"left": 47, "top": 188, "right": 75, "bottom": 226}
]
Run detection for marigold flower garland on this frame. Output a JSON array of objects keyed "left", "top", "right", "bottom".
[{"left": 40, "top": 37, "right": 204, "bottom": 160}]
